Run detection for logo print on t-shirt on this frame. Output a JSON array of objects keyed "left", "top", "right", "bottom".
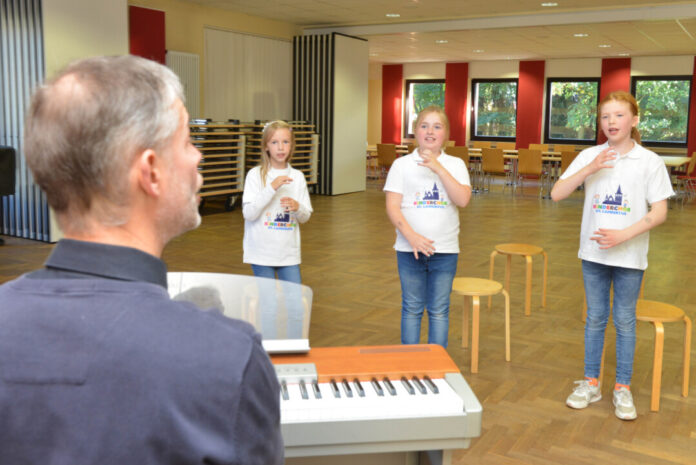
[
  {"left": 592, "top": 185, "right": 630, "bottom": 216},
  {"left": 264, "top": 210, "right": 297, "bottom": 230},
  {"left": 414, "top": 182, "right": 448, "bottom": 208}
]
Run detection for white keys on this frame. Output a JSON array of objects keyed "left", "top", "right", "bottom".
[{"left": 280, "top": 376, "right": 465, "bottom": 424}]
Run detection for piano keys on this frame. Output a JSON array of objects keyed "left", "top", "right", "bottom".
[{"left": 271, "top": 344, "right": 482, "bottom": 465}]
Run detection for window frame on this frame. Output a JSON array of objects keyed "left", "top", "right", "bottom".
[
  {"left": 630, "top": 75, "right": 692, "bottom": 149},
  {"left": 469, "top": 78, "right": 518, "bottom": 142},
  {"left": 402, "top": 78, "right": 446, "bottom": 139},
  {"left": 544, "top": 77, "right": 600, "bottom": 146}
]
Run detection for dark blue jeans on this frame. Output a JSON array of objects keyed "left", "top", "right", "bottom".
[
  {"left": 582, "top": 260, "right": 644, "bottom": 385},
  {"left": 397, "top": 252, "right": 458, "bottom": 348}
]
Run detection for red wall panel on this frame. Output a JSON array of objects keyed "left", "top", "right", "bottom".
[
  {"left": 381, "top": 64, "right": 403, "bottom": 144},
  {"left": 444, "top": 62, "right": 469, "bottom": 145},
  {"left": 597, "top": 58, "right": 631, "bottom": 144},
  {"left": 129, "top": 6, "right": 165, "bottom": 65},
  {"left": 687, "top": 56, "right": 696, "bottom": 171},
  {"left": 516, "top": 61, "right": 545, "bottom": 149}
]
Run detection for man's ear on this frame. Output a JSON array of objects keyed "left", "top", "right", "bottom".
[{"left": 135, "top": 149, "right": 162, "bottom": 197}]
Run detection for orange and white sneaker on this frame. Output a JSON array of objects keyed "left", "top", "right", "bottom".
[
  {"left": 566, "top": 379, "right": 601, "bottom": 409},
  {"left": 613, "top": 387, "right": 637, "bottom": 420}
]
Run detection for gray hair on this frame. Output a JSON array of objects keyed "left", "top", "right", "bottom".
[{"left": 24, "top": 55, "right": 184, "bottom": 231}]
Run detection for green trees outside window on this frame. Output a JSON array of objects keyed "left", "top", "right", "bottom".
[
  {"left": 403, "top": 79, "right": 445, "bottom": 138},
  {"left": 472, "top": 80, "right": 517, "bottom": 139},
  {"left": 547, "top": 80, "right": 599, "bottom": 142},
  {"left": 633, "top": 77, "right": 690, "bottom": 145}
]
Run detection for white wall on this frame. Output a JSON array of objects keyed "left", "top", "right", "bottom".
[
  {"left": 403, "top": 62, "right": 446, "bottom": 79},
  {"left": 631, "top": 55, "right": 694, "bottom": 76}
]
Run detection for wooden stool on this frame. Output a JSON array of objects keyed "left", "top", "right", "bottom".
[
  {"left": 452, "top": 277, "right": 510, "bottom": 373},
  {"left": 489, "top": 243, "right": 547, "bottom": 316},
  {"left": 636, "top": 299, "right": 691, "bottom": 411}
]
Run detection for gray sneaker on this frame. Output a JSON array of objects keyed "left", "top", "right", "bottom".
[
  {"left": 613, "top": 387, "right": 637, "bottom": 420},
  {"left": 566, "top": 380, "right": 602, "bottom": 409}
]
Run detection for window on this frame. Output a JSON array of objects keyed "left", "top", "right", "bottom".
[
  {"left": 403, "top": 79, "right": 446, "bottom": 138},
  {"left": 631, "top": 76, "right": 691, "bottom": 147},
  {"left": 545, "top": 78, "right": 600, "bottom": 144},
  {"left": 470, "top": 79, "right": 517, "bottom": 141}
]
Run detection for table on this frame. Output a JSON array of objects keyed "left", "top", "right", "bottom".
[{"left": 467, "top": 149, "right": 561, "bottom": 195}]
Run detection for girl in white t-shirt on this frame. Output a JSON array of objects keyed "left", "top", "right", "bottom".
[
  {"left": 242, "top": 121, "right": 312, "bottom": 337},
  {"left": 551, "top": 91, "right": 673, "bottom": 420},
  {"left": 384, "top": 106, "right": 472, "bottom": 347}
]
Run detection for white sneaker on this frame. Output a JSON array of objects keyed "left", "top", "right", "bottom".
[
  {"left": 613, "top": 387, "right": 637, "bottom": 420},
  {"left": 566, "top": 380, "right": 602, "bottom": 409}
]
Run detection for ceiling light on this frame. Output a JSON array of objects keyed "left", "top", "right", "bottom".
[
  {"left": 473, "top": 49, "right": 484, "bottom": 53},
  {"left": 573, "top": 33, "right": 589, "bottom": 38},
  {"left": 541, "top": 2, "right": 558, "bottom": 6},
  {"left": 385, "top": 13, "right": 400, "bottom": 18},
  {"left": 618, "top": 52, "right": 630, "bottom": 56},
  {"left": 598, "top": 44, "right": 611, "bottom": 48},
  {"left": 435, "top": 39, "right": 448, "bottom": 44}
]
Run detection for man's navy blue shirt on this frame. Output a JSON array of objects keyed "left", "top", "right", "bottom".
[{"left": 0, "top": 239, "right": 283, "bottom": 465}]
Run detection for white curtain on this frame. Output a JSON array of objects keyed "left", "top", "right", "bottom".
[{"left": 204, "top": 28, "right": 292, "bottom": 122}]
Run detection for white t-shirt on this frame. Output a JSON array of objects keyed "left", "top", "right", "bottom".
[
  {"left": 560, "top": 142, "right": 674, "bottom": 270},
  {"left": 242, "top": 165, "right": 312, "bottom": 266},
  {"left": 383, "top": 149, "right": 470, "bottom": 253}
]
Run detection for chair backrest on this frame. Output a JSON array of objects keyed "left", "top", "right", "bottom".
[
  {"left": 528, "top": 143, "right": 549, "bottom": 152},
  {"left": 445, "top": 146, "right": 469, "bottom": 168},
  {"left": 517, "top": 148, "right": 543, "bottom": 176},
  {"left": 406, "top": 142, "right": 416, "bottom": 154},
  {"left": 376, "top": 143, "right": 398, "bottom": 168},
  {"left": 472, "top": 140, "right": 492, "bottom": 149},
  {"left": 495, "top": 141, "right": 516, "bottom": 150},
  {"left": 560, "top": 151, "right": 579, "bottom": 173},
  {"left": 553, "top": 144, "right": 576, "bottom": 153},
  {"left": 481, "top": 148, "right": 505, "bottom": 174},
  {"left": 686, "top": 153, "right": 696, "bottom": 176},
  {"left": 445, "top": 140, "right": 456, "bottom": 147}
]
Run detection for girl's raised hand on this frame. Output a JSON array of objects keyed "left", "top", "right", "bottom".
[
  {"left": 271, "top": 175, "right": 293, "bottom": 191},
  {"left": 280, "top": 197, "right": 299, "bottom": 212},
  {"left": 589, "top": 147, "right": 617, "bottom": 173},
  {"left": 418, "top": 148, "right": 443, "bottom": 173}
]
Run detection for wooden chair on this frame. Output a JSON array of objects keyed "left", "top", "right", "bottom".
[
  {"left": 675, "top": 155, "right": 696, "bottom": 206},
  {"left": 553, "top": 144, "right": 576, "bottom": 153},
  {"left": 495, "top": 141, "right": 516, "bottom": 151},
  {"left": 445, "top": 145, "right": 469, "bottom": 167},
  {"left": 452, "top": 277, "right": 510, "bottom": 374},
  {"left": 376, "top": 143, "right": 398, "bottom": 177},
  {"left": 481, "top": 148, "right": 511, "bottom": 193},
  {"left": 445, "top": 140, "right": 456, "bottom": 147},
  {"left": 516, "top": 148, "right": 548, "bottom": 197},
  {"left": 528, "top": 143, "right": 549, "bottom": 152},
  {"left": 489, "top": 243, "right": 548, "bottom": 316},
  {"left": 406, "top": 142, "right": 416, "bottom": 154},
  {"left": 447, "top": 146, "right": 480, "bottom": 190},
  {"left": 472, "top": 140, "right": 492, "bottom": 149}
]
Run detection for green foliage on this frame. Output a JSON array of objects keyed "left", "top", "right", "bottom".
[
  {"left": 549, "top": 81, "right": 598, "bottom": 140},
  {"left": 635, "top": 80, "right": 690, "bottom": 143},
  {"left": 412, "top": 83, "right": 445, "bottom": 114},
  {"left": 475, "top": 82, "right": 517, "bottom": 137}
]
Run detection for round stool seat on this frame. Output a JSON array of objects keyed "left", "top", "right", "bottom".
[
  {"left": 637, "top": 299, "right": 686, "bottom": 323},
  {"left": 453, "top": 277, "right": 503, "bottom": 296},
  {"left": 494, "top": 243, "right": 544, "bottom": 256}
]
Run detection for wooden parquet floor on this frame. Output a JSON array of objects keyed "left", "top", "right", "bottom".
[{"left": 2, "top": 179, "right": 696, "bottom": 464}]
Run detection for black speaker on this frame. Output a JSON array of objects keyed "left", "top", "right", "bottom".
[{"left": 0, "top": 146, "right": 16, "bottom": 196}]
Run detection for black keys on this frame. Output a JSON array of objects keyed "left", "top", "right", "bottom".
[
  {"left": 353, "top": 378, "right": 365, "bottom": 397},
  {"left": 299, "top": 379, "right": 309, "bottom": 400},
  {"left": 371, "top": 377, "right": 384, "bottom": 396},
  {"left": 400, "top": 376, "right": 415, "bottom": 395},
  {"left": 423, "top": 375, "right": 439, "bottom": 394},
  {"left": 280, "top": 380, "right": 290, "bottom": 401},
  {"left": 341, "top": 379, "right": 353, "bottom": 398},
  {"left": 383, "top": 377, "right": 397, "bottom": 396},
  {"left": 411, "top": 376, "right": 427, "bottom": 394},
  {"left": 330, "top": 379, "right": 341, "bottom": 398},
  {"left": 312, "top": 380, "right": 322, "bottom": 399}
]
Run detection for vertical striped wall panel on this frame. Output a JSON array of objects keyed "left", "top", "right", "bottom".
[
  {"left": 166, "top": 50, "right": 200, "bottom": 119},
  {"left": 293, "top": 34, "right": 333, "bottom": 195},
  {"left": 0, "top": 0, "right": 48, "bottom": 241}
]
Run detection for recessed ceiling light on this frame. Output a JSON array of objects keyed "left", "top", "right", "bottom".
[
  {"left": 473, "top": 49, "right": 484, "bottom": 53},
  {"left": 541, "top": 2, "right": 558, "bottom": 6},
  {"left": 435, "top": 39, "right": 448, "bottom": 44},
  {"left": 385, "top": 13, "right": 400, "bottom": 18},
  {"left": 598, "top": 44, "right": 611, "bottom": 48},
  {"left": 573, "top": 33, "right": 589, "bottom": 37},
  {"left": 618, "top": 52, "right": 630, "bottom": 56},
  {"left": 369, "top": 53, "right": 379, "bottom": 56}
]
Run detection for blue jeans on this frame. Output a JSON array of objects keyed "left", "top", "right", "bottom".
[
  {"left": 251, "top": 265, "right": 304, "bottom": 339},
  {"left": 397, "top": 252, "right": 458, "bottom": 348},
  {"left": 582, "top": 260, "right": 644, "bottom": 386}
]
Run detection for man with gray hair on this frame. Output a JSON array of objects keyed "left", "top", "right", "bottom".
[{"left": 0, "top": 55, "right": 283, "bottom": 464}]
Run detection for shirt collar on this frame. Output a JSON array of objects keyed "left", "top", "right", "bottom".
[{"left": 43, "top": 239, "right": 168, "bottom": 288}]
